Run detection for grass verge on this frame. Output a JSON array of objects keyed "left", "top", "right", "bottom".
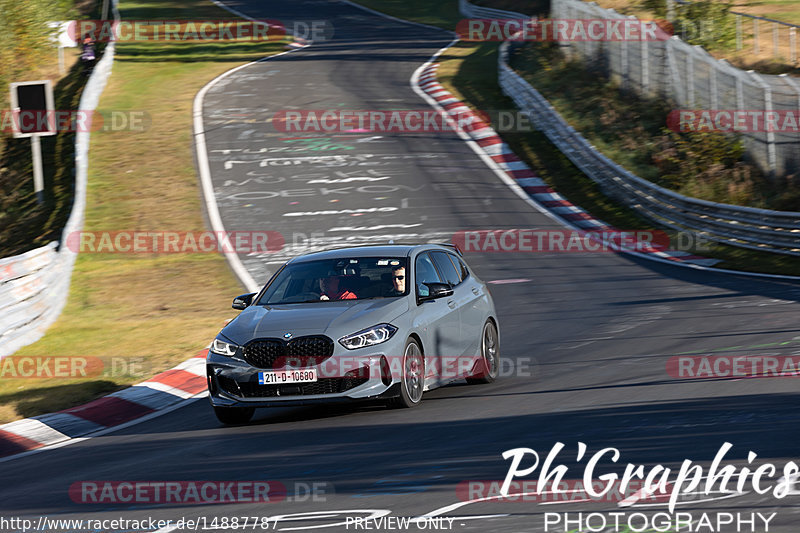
[
  {"left": 0, "top": 0, "right": 287, "bottom": 423},
  {"left": 351, "top": 0, "right": 800, "bottom": 276}
]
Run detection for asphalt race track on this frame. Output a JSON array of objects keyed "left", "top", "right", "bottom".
[{"left": 4, "top": 1, "right": 800, "bottom": 532}]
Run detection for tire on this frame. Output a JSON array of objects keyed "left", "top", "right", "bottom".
[
  {"left": 390, "top": 338, "right": 425, "bottom": 408},
  {"left": 213, "top": 406, "right": 255, "bottom": 425},
  {"left": 466, "top": 320, "right": 500, "bottom": 384}
]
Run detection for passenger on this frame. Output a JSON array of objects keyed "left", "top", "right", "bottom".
[{"left": 384, "top": 266, "right": 405, "bottom": 297}]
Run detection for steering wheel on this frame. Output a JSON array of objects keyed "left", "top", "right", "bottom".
[{"left": 283, "top": 291, "right": 322, "bottom": 303}]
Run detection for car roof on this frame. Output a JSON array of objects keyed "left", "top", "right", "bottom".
[{"left": 288, "top": 244, "right": 457, "bottom": 264}]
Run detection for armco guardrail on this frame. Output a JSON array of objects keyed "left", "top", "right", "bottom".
[
  {"left": 0, "top": 243, "right": 63, "bottom": 353},
  {"left": 0, "top": 0, "right": 121, "bottom": 358},
  {"left": 0, "top": 241, "right": 77, "bottom": 358},
  {"left": 497, "top": 39, "right": 800, "bottom": 255}
]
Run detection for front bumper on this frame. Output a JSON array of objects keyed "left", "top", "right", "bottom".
[{"left": 206, "top": 347, "right": 402, "bottom": 408}]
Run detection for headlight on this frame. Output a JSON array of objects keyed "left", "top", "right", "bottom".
[
  {"left": 211, "top": 337, "right": 239, "bottom": 357},
  {"left": 338, "top": 324, "right": 398, "bottom": 350}
]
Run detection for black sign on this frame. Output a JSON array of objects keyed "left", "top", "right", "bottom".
[{"left": 11, "top": 82, "right": 55, "bottom": 136}]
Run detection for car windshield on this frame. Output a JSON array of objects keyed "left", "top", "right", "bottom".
[{"left": 257, "top": 257, "right": 409, "bottom": 304}]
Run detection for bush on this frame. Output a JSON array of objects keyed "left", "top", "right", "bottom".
[
  {"left": 0, "top": 0, "right": 76, "bottom": 115},
  {"left": 651, "top": 129, "right": 764, "bottom": 205},
  {"left": 640, "top": 0, "right": 738, "bottom": 52},
  {"left": 510, "top": 42, "right": 790, "bottom": 209}
]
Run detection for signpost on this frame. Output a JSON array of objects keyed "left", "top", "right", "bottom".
[
  {"left": 9, "top": 80, "right": 57, "bottom": 204},
  {"left": 48, "top": 21, "right": 78, "bottom": 75}
]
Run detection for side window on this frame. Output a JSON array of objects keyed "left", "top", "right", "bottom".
[
  {"left": 447, "top": 254, "right": 467, "bottom": 283},
  {"left": 456, "top": 256, "right": 470, "bottom": 280},
  {"left": 415, "top": 253, "right": 443, "bottom": 298},
  {"left": 257, "top": 266, "right": 290, "bottom": 304},
  {"left": 431, "top": 251, "right": 461, "bottom": 287}
]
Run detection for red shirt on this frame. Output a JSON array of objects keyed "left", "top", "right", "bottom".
[{"left": 324, "top": 290, "right": 357, "bottom": 300}]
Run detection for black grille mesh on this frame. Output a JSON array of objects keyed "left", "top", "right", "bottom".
[
  {"left": 242, "top": 336, "right": 333, "bottom": 369},
  {"left": 287, "top": 336, "right": 334, "bottom": 359}
]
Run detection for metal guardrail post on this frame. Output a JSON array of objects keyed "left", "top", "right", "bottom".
[
  {"left": 754, "top": 18, "right": 760, "bottom": 55},
  {"left": 642, "top": 38, "right": 650, "bottom": 95},
  {"left": 621, "top": 25, "right": 629, "bottom": 90},
  {"left": 686, "top": 50, "right": 695, "bottom": 107},
  {"left": 778, "top": 73, "right": 800, "bottom": 177},
  {"left": 747, "top": 70, "right": 777, "bottom": 177},
  {"left": 736, "top": 72, "right": 744, "bottom": 110},
  {"left": 774, "top": 22, "right": 780, "bottom": 57},
  {"left": 736, "top": 14, "right": 742, "bottom": 51},
  {"left": 709, "top": 59, "right": 718, "bottom": 109},
  {"left": 665, "top": 39, "right": 680, "bottom": 102}
]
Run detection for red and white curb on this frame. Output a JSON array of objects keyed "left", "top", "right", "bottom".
[
  {"left": 0, "top": 350, "right": 209, "bottom": 460},
  {"left": 416, "top": 63, "right": 720, "bottom": 267},
  {"left": 285, "top": 36, "right": 309, "bottom": 50}
]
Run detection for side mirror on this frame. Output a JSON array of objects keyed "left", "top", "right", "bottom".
[
  {"left": 232, "top": 293, "right": 256, "bottom": 310},
  {"left": 419, "top": 282, "right": 453, "bottom": 302}
]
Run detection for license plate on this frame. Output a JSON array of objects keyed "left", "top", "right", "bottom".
[{"left": 258, "top": 369, "right": 318, "bottom": 385}]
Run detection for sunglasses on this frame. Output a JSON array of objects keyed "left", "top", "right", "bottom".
[{"left": 392, "top": 275, "right": 405, "bottom": 280}]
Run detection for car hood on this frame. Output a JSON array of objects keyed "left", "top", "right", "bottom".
[{"left": 221, "top": 298, "right": 409, "bottom": 344}]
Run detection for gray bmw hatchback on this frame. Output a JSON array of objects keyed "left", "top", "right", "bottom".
[{"left": 206, "top": 244, "right": 499, "bottom": 424}]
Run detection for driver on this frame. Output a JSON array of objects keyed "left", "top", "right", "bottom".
[{"left": 319, "top": 273, "right": 357, "bottom": 300}]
